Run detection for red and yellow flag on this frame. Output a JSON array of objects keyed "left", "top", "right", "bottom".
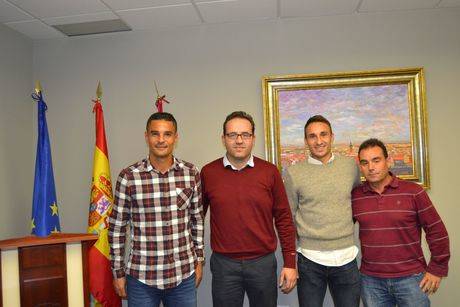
[{"left": 88, "top": 96, "right": 121, "bottom": 306}]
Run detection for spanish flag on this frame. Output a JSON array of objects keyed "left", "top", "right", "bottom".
[{"left": 88, "top": 92, "right": 121, "bottom": 306}]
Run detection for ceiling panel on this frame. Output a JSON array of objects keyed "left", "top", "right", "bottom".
[
  {"left": 0, "top": 0, "right": 32, "bottom": 23},
  {"left": 5, "top": 20, "right": 66, "bottom": 39},
  {"left": 438, "top": 0, "right": 460, "bottom": 7},
  {"left": 196, "top": 0, "right": 277, "bottom": 23},
  {"left": 280, "top": 0, "right": 360, "bottom": 17},
  {"left": 43, "top": 11, "right": 119, "bottom": 25},
  {"left": 117, "top": 4, "right": 201, "bottom": 30},
  {"left": 359, "top": 0, "right": 439, "bottom": 12},
  {"left": 8, "top": 0, "right": 109, "bottom": 18},
  {"left": 102, "top": 0, "right": 190, "bottom": 10},
  {"left": 1, "top": 0, "right": 458, "bottom": 40}
]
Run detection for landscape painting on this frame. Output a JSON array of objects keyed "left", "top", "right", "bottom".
[
  {"left": 262, "top": 68, "right": 430, "bottom": 187},
  {"left": 279, "top": 84, "right": 412, "bottom": 175}
]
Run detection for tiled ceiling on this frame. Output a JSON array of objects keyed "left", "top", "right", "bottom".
[{"left": 0, "top": 0, "right": 458, "bottom": 39}]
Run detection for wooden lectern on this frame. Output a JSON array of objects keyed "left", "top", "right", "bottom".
[{"left": 0, "top": 233, "right": 98, "bottom": 307}]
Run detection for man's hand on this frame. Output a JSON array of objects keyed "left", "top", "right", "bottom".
[
  {"left": 195, "top": 262, "right": 203, "bottom": 288},
  {"left": 113, "top": 277, "right": 127, "bottom": 298},
  {"left": 278, "top": 267, "right": 298, "bottom": 294},
  {"left": 420, "top": 272, "right": 442, "bottom": 295}
]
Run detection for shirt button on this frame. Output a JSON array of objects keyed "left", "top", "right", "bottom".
[{"left": 165, "top": 222, "right": 170, "bottom": 226}]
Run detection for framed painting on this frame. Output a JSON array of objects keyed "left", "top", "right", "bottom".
[{"left": 262, "top": 68, "right": 430, "bottom": 188}]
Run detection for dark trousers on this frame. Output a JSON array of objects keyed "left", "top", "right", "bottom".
[
  {"left": 297, "top": 253, "right": 360, "bottom": 307},
  {"left": 126, "top": 273, "right": 196, "bottom": 307},
  {"left": 361, "top": 273, "right": 430, "bottom": 307},
  {"left": 210, "top": 252, "right": 278, "bottom": 307}
]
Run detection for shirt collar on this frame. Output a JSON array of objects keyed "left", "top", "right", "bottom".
[
  {"left": 307, "top": 153, "right": 335, "bottom": 165},
  {"left": 223, "top": 154, "right": 254, "bottom": 171},
  {"left": 362, "top": 171, "right": 399, "bottom": 193},
  {"left": 140, "top": 156, "right": 182, "bottom": 173}
]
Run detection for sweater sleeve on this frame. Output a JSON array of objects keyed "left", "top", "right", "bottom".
[
  {"left": 272, "top": 167, "right": 297, "bottom": 268},
  {"left": 414, "top": 189, "right": 450, "bottom": 277},
  {"left": 200, "top": 167, "right": 210, "bottom": 216},
  {"left": 283, "top": 169, "right": 299, "bottom": 222}
]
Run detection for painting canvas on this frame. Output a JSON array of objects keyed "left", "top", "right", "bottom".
[{"left": 262, "top": 68, "right": 430, "bottom": 188}]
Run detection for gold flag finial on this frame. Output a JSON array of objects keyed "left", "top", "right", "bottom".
[
  {"left": 35, "top": 80, "right": 42, "bottom": 94},
  {"left": 154, "top": 81, "right": 160, "bottom": 98},
  {"left": 96, "top": 81, "right": 102, "bottom": 99}
]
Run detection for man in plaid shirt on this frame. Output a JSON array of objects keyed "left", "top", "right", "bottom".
[{"left": 108, "top": 112, "right": 204, "bottom": 307}]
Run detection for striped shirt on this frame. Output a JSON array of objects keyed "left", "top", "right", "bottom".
[
  {"left": 108, "top": 157, "right": 204, "bottom": 289},
  {"left": 352, "top": 174, "right": 450, "bottom": 278}
]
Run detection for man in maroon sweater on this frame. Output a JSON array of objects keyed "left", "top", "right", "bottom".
[
  {"left": 201, "top": 111, "right": 297, "bottom": 307},
  {"left": 352, "top": 138, "right": 450, "bottom": 307}
]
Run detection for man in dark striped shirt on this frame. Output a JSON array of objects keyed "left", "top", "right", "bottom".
[
  {"left": 352, "top": 138, "right": 450, "bottom": 307},
  {"left": 108, "top": 112, "right": 204, "bottom": 307}
]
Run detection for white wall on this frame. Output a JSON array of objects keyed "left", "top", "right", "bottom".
[
  {"left": 0, "top": 23, "right": 33, "bottom": 238},
  {"left": 32, "top": 7, "right": 460, "bottom": 307}
]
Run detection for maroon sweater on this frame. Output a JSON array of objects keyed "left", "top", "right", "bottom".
[
  {"left": 352, "top": 175, "right": 450, "bottom": 278},
  {"left": 201, "top": 157, "right": 296, "bottom": 268}
]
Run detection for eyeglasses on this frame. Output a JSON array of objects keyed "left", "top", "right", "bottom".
[{"left": 225, "top": 132, "right": 253, "bottom": 140}]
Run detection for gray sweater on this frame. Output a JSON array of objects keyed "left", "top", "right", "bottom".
[{"left": 284, "top": 155, "right": 361, "bottom": 251}]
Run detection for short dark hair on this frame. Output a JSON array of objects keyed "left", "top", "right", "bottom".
[
  {"left": 358, "top": 138, "right": 388, "bottom": 158},
  {"left": 223, "top": 111, "right": 255, "bottom": 134},
  {"left": 146, "top": 112, "right": 177, "bottom": 132},
  {"left": 304, "top": 115, "right": 332, "bottom": 138}
]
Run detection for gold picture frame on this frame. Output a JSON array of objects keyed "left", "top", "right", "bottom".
[{"left": 262, "top": 68, "right": 430, "bottom": 188}]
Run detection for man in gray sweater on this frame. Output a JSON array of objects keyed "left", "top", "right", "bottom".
[{"left": 284, "top": 115, "right": 361, "bottom": 307}]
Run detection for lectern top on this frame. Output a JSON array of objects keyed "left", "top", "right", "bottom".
[{"left": 0, "top": 233, "right": 98, "bottom": 250}]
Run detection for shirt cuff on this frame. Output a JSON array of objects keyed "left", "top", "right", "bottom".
[
  {"left": 426, "top": 263, "right": 448, "bottom": 277},
  {"left": 113, "top": 268, "right": 126, "bottom": 279},
  {"left": 195, "top": 248, "right": 204, "bottom": 259},
  {"left": 282, "top": 251, "right": 297, "bottom": 269}
]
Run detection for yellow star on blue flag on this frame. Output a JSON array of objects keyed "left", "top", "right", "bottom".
[{"left": 50, "top": 202, "right": 58, "bottom": 216}]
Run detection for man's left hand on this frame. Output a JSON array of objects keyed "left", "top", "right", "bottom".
[
  {"left": 195, "top": 262, "right": 203, "bottom": 288},
  {"left": 278, "top": 267, "right": 298, "bottom": 294},
  {"left": 420, "top": 272, "right": 442, "bottom": 295}
]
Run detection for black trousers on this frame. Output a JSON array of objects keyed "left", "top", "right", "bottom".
[
  {"left": 210, "top": 252, "right": 278, "bottom": 307},
  {"left": 297, "top": 254, "right": 361, "bottom": 307}
]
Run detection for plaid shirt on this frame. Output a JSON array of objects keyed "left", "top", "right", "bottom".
[{"left": 108, "top": 157, "right": 204, "bottom": 289}]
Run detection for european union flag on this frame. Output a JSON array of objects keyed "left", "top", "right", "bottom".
[{"left": 31, "top": 89, "right": 60, "bottom": 237}]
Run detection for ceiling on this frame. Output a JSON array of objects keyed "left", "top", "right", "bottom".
[{"left": 1, "top": 0, "right": 459, "bottom": 39}]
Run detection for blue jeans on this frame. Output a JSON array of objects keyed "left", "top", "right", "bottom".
[
  {"left": 297, "top": 254, "right": 360, "bottom": 307},
  {"left": 126, "top": 273, "right": 196, "bottom": 307},
  {"left": 361, "top": 273, "right": 430, "bottom": 307},
  {"left": 210, "top": 252, "right": 278, "bottom": 307}
]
